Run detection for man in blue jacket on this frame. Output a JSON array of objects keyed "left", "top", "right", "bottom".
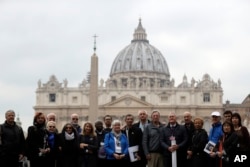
[{"left": 208, "top": 111, "right": 223, "bottom": 167}]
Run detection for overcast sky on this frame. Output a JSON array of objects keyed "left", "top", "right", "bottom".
[{"left": 1, "top": 0, "right": 250, "bottom": 131}]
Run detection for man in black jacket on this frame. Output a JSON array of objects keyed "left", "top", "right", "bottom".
[
  {"left": 133, "top": 110, "right": 150, "bottom": 132},
  {"left": 122, "top": 114, "right": 144, "bottom": 167},
  {"left": 103, "top": 115, "right": 112, "bottom": 133},
  {"left": 95, "top": 120, "right": 107, "bottom": 167},
  {"left": 183, "top": 112, "right": 195, "bottom": 167},
  {"left": 0, "top": 110, "right": 25, "bottom": 167},
  {"left": 161, "top": 112, "right": 188, "bottom": 167}
]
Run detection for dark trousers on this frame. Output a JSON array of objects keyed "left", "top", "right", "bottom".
[
  {"left": 0, "top": 155, "right": 19, "bottom": 167},
  {"left": 127, "top": 160, "right": 143, "bottom": 167},
  {"left": 191, "top": 154, "right": 208, "bottom": 167},
  {"left": 106, "top": 159, "right": 127, "bottom": 167},
  {"left": 29, "top": 156, "right": 47, "bottom": 167},
  {"left": 207, "top": 157, "right": 220, "bottom": 167},
  {"left": 79, "top": 154, "right": 97, "bottom": 167},
  {"left": 164, "top": 151, "right": 186, "bottom": 167},
  {"left": 96, "top": 158, "right": 108, "bottom": 167}
]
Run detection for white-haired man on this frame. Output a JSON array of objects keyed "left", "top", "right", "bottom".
[
  {"left": 47, "top": 113, "right": 56, "bottom": 122},
  {"left": 71, "top": 113, "right": 82, "bottom": 134},
  {"left": 133, "top": 110, "right": 150, "bottom": 132}
]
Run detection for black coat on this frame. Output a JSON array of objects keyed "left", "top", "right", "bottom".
[
  {"left": 79, "top": 134, "right": 98, "bottom": 167},
  {"left": 79, "top": 134, "right": 98, "bottom": 155},
  {"left": 25, "top": 125, "right": 48, "bottom": 167},
  {"left": 122, "top": 126, "right": 144, "bottom": 167},
  {"left": 188, "top": 129, "right": 208, "bottom": 167},
  {"left": 132, "top": 121, "right": 150, "bottom": 167},
  {"left": 221, "top": 132, "right": 238, "bottom": 167},
  {"left": 45, "top": 131, "right": 59, "bottom": 167},
  {"left": 223, "top": 132, "right": 238, "bottom": 156},
  {"left": 184, "top": 122, "right": 195, "bottom": 150},
  {"left": 161, "top": 123, "right": 188, "bottom": 155},
  {"left": 188, "top": 129, "right": 208, "bottom": 155},
  {"left": 0, "top": 122, "right": 25, "bottom": 167},
  {"left": 210, "top": 132, "right": 239, "bottom": 167},
  {"left": 0, "top": 121, "right": 25, "bottom": 156},
  {"left": 25, "top": 125, "right": 47, "bottom": 158},
  {"left": 57, "top": 132, "right": 79, "bottom": 167},
  {"left": 160, "top": 123, "right": 188, "bottom": 167}
]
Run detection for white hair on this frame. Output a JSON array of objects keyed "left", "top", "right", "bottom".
[
  {"left": 111, "top": 119, "right": 122, "bottom": 126},
  {"left": 46, "top": 121, "right": 56, "bottom": 128}
]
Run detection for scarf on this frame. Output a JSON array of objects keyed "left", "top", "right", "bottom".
[
  {"left": 112, "top": 130, "right": 122, "bottom": 139},
  {"left": 112, "top": 130, "right": 122, "bottom": 146},
  {"left": 65, "top": 132, "right": 75, "bottom": 140},
  {"left": 48, "top": 133, "right": 55, "bottom": 148}
]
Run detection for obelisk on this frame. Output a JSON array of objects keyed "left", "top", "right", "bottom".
[{"left": 89, "top": 34, "right": 98, "bottom": 123}]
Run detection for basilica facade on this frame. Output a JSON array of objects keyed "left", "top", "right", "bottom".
[{"left": 34, "top": 19, "right": 223, "bottom": 131}]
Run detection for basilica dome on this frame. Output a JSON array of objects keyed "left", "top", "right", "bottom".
[{"left": 110, "top": 19, "right": 170, "bottom": 86}]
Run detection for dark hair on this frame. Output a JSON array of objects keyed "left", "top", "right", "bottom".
[
  {"left": 103, "top": 115, "right": 112, "bottom": 121},
  {"left": 33, "top": 112, "right": 46, "bottom": 126},
  {"left": 151, "top": 110, "right": 160, "bottom": 117},
  {"left": 231, "top": 113, "right": 242, "bottom": 127},
  {"left": 223, "top": 110, "right": 232, "bottom": 116},
  {"left": 62, "top": 123, "right": 78, "bottom": 134},
  {"left": 222, "top": 121, "right": 234, "bottom": 133},
  {"left": 125, "top": 114, "right": 134, "bottom": 120}
]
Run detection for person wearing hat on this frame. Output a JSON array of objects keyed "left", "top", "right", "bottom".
[{"left": 207, "top": 111, "right": 223, "bottom": 167}]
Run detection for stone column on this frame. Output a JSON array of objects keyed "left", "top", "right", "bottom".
[{"left": 89, "top": 53, "right": 98, "bottom": 123}]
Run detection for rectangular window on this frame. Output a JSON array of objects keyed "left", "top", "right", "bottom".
[
  {"left": 49, "top": 94, "right": 56, "bottom": 102},
  {"left": 203, "top": 93, "right": 210, "bottom": 102},
  {"left": 161, "top": 96, "right": 168, "bottom": 102},
  {"left": 180, "top": 96, "right": 186, "bottom": 103},
  {"left": 111, "top": 96, "right": 116, "bottom": 101},
  {"left": 72, "top": 96, "right": 78, "bottom": 103},
  {"left": 141, "top": 96, "right": 146, "bottom": 101}
]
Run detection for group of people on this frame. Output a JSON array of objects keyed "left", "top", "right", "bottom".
[{"left": 0, "top": 109, "right": 250, "bottom": 167}]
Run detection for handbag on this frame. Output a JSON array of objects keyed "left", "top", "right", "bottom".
[{"left": 98, "top": 142, "right": 106, "bottom": 159}]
